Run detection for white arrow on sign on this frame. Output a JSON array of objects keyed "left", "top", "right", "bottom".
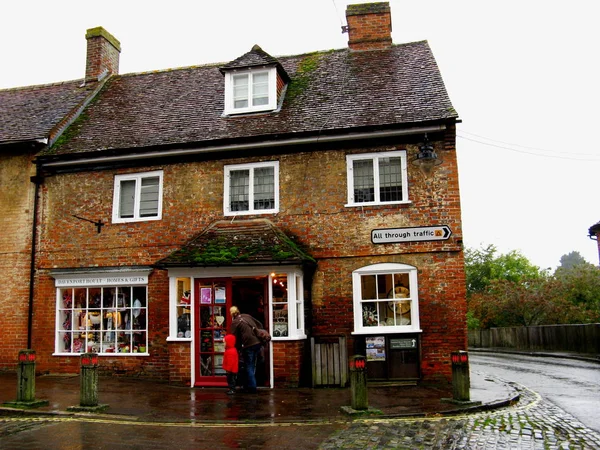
[{"left": 371, "top": 225, "right": 452, "bottom": 244}]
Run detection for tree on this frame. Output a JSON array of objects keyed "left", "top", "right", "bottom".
[
  {"left": 558, "top": 251, "right": 589, "bottom": 270},
  {"left": 465, "top": 245, "right": 545, "bottom": 297},
  {"left": 466, "top": 246, "right": 600, "bottom": 329}
]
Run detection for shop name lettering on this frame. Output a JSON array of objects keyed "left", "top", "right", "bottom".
[{"left": 56, "top": 277, "right": 146, "bottom": 286}]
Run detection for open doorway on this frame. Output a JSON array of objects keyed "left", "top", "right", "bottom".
[{"left": 231, "top": 277, "right": 270, "bottom": 388}]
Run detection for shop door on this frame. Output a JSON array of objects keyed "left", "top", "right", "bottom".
[{"left": 194, "top": 278, "right": 232, "bottom": 386}]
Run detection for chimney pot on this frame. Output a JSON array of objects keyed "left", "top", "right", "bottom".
[
  {"left": 345, "top": 2, "right": 392, "bottom": 51},
  {"left": 85, "top": 27, "right": 121, "bottom": 83}
]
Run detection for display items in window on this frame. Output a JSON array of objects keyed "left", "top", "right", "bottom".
[{"left": 57, "top": 286, "right": 148, "bottom": 355}]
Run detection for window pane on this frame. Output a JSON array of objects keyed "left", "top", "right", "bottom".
[
  {"left": 229, "top": 169, "right": 249, "bottom": 211},
  {"left": 119, "top": 180, "right": 136, "bottom": 218},
  {"left": 252, "top": 72, "right": 269, "bottom": 106},
  {"left": 139, "top": 176, "right": 160, "bottom": 217},
  {"left": 360, "top": 274, "right": 377, "bottom": 300},
  {"left": 233, "top": 75, "right": 249, "bottom": 108},
  {"left": 379, "top": 157, "right": 402, "bottom": 202},
  {"left": 353, "top": 159, "right": 374, "bottom": 202},
  {"left": 253, "top": 166, "right": 274, "bottom": 210}
]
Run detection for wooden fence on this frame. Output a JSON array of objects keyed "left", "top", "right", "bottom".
[{"left": 468, "top": 323, "right": 600, "bottom": 354}]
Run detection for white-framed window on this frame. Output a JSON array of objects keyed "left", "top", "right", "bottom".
[
  {"left": 112, "top": 170, "right": 163, "bottom": 223},
  {"left": 352, "top": 263, "right": 421, "bottom": 334},
  {"left": 223, "top": 67, "right": 277, "bottom": 115},
  {"left": 168, "top": 277, "right": 192, "bottom": 341},
  {"left": 346, "top": 151, "right": 409, "bottom": 206},
  {"left": 270, "top": 271, "right": 305, "bottom": 339},
  {"left": 53, "top": 271, "right": 150, "bottom": 356},
  {"left": 224, "top": 161, "right": 279, "bottom": 216}
]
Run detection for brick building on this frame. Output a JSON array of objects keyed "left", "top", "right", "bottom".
[
  {"left": 1, "top": 3, "right": 466, "bottom": 388},
  {"left": 589, "top": 222, "right": 600, "bottom": 264}
]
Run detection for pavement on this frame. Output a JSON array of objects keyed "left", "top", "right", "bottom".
[
  {"left": 0, "top": 369, "right": 515, "bottom": 423},
  {"left": 2, "top": 350, "right": 600, "bottom": 449}
]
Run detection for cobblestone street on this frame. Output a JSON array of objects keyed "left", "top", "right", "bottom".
[{"left": 319, "top": 384, "right": 600, "bottom": 449}]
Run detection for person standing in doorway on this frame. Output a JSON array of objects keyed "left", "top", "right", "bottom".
[{"left": 229, "top": 306, "right": 262, "bottom": 393}]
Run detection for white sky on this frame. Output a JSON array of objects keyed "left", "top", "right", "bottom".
[{"left": 2, "top": 0, "right": 599, "bottom": 270}]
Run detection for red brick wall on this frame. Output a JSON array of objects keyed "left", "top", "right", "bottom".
[
  {"left": 31, "top": 128, "right": 466, "bottom": 386},
  {"left": 0, "top": 150, "right": 36, "bottom": 371},
  {"left": 346, "top": 3, "right": 392, "bottom": 51},
  {"left": 272, "top": 341, "right": 304, "bottom": 387}
]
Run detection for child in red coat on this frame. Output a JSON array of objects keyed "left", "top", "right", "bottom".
[{"left": 222, "top": 333, "right": 239, "bottom": 395}]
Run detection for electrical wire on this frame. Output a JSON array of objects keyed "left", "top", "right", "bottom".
[{"left": 457, "top": 132, "right": 600, "bottom": 162}]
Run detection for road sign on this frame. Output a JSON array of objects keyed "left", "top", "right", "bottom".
[{"left": 371, "top": 225, "right": 452, "bottom": 244}]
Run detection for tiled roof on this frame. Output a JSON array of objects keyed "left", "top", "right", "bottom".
[
  {"left": 0, "top": 80, "right": 92, "bottom": 145},
  {"left": 157, "top": 219, "right": 315, "bottom": 267},
  {"left": 41, "top": 41, "right": 458, "bottom": 156}
]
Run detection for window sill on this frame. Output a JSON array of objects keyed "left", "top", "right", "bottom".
[
  {"left": 344, "top": 200, "right": 412, "bottom": 208},
  {"left": 272, "top": 334, "right": 307, "bottom": 341},
  {"left": 351, "top": 328, "right": 422, "bottom": 335},
  {"left": 166, "top": 337, "right": 192, "bottom": 343},
  {"left": 224, "top": 209, "right": 278, "bottom": 217}
]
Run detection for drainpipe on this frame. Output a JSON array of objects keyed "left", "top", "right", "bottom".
[{"left": 28, "top": 164, "right": 43, "bottom": 349}]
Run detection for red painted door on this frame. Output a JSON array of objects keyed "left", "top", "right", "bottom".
[{"left": 194, "top": 278, "right": 232, "bottom": 386}]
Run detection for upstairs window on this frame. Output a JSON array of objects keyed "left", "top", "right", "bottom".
[
  {"left": 224, "top": 68, "right": 277, "bottom": 115},
  {"left": 346, "top": 151, "right": 409, "bottom": 206},
  {"left": 224, "top": 161, "right": 279, "bottom": 216},
  {"left": 112, "top": 171, "right": 163, "bottom": 223}
]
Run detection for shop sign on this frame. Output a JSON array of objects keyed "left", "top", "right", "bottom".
[
  {"left": 55, "top": 275, "right": 148, "bottom": 287},
  {"left": 390, "top": 338, "right": 417, "bottom": 349},
  {"left": 371, "top": 225, "right": 452, "bottom": 244}
]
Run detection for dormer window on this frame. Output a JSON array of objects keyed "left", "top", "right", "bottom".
[
  {"left": 225, "top": 67, "right": 277, "bottom": 115},
  {"left": 220, "top": 45, "right": 290, "bottom": 116}
]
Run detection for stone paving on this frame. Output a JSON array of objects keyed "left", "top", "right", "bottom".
[
  {"left": 1, "top": 381, "right": 600, "bottom": 449},
  {"left": 319, "top": 384, "right": 600, "bottom": 449}
]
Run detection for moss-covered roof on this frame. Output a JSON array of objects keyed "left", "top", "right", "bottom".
[
  {"left": 157, "top": 219, "right": 315, "bottom": 267},
  {"left": 36, "top": 40, "right": 458, "bottom": 158}
]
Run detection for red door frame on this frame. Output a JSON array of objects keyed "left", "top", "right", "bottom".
[{"left": 194, "top": 278, "right": 232, "bottom": 387}]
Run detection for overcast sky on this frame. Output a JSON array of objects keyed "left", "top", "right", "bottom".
[{"left": 2, "top": 0, "right": 599, "bottom": 270}]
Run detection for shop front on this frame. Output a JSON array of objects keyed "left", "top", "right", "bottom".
[{"left": 160, "top": 218, "right": 315, "bottom": 388}]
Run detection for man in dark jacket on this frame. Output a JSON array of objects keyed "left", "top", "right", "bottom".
[{"left": 229, "top": 306, "right": 262, "bottom": 393}]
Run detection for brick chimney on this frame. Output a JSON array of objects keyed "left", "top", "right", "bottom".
[
  {"left": 345, "top": 2, "right": 392, "bottom": 51},
  {"left": 85, "top": 27, "right": 121, "bottom": 83}
]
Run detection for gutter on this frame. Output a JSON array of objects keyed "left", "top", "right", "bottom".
[{"left": 39, "top": 124, "right": 446, "bottom": 169}]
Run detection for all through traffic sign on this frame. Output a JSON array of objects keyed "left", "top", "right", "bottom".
[{"left": 371, "top": 225, "right": 452, "bottom": 244}]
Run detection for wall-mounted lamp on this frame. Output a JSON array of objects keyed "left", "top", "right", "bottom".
[{"left": 411, "top": 134, "right": 442, "bottom": 176}]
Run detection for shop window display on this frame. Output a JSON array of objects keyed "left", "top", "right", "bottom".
[
  {"left": 352, "top": 263, "right": 420, "bottom": 333},
  {"left": 57, "top": 286, "right": 148, "bottom": 355}
]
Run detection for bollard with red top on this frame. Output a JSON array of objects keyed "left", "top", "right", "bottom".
[
  {"left": 2, "top": 349, "right": 49, "bottom": 408},
  {"left": 451, "top": 350, "right": 471, "bottom": 402},
  {"left": 17, "top": 350, "right": 37, "bottom": 403},
  {"left": 80, "top": 352, "right": 100, "bottom": 407},
  {"left": 349, "top": 354, "right": 368, "bottom": 410}
]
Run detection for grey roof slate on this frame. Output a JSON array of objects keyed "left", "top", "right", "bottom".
[
  {"left": 0, "top": 80, "right": 91, "bottom": 145},
  {"left": 36, "top": 41, "right": 458, "bottom": 157}
]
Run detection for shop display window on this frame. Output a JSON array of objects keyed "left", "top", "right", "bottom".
[
  {"left": 56, "top": 285, "right": 148, "bottom": 355},
  {"left": 352, "top": 263, "right": 421, "bottom": 334},
  {"left": 270, "top": 271, "right": 305, "bottom": 339},
  {"left": 171, "top": 277, "right": 192, "bottom": 339}
]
